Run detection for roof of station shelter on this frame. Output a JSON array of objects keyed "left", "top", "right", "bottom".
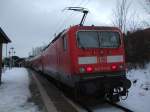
[{"left": 0, "top": 27, "right": 11, "bottom": 43}]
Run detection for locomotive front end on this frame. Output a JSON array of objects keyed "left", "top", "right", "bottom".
[{"left": 70, "top": 26, "right": 131, "bottom": 101}]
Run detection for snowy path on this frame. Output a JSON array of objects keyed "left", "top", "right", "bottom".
[{"left": 0, "top": 68, "right": 40, "bottom": 112}]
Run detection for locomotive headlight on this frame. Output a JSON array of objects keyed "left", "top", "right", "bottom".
[
  {"left": 111, "top": 65, "right": 117, "bottom": 70},
  {"left": 79, "top": 67, "right": 85, "bottom": 73}
]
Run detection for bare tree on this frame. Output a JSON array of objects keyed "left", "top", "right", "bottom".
[
  {"left": 127, "top": 11, "right": 144, "bottom": 32},
  {"left": 144, "top": 0, "right": 150, "bottom": 14},
  {"left": 112, "top": 0, "right": 131, "bottom": 33},
  {"left": 140, "top": 0, "right": 150, "bottom": 27}
]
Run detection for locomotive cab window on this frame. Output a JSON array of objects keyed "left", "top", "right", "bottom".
[
  {"left": 99, "top": 32, "right": 121, "bottom": 48},
  {"left": 77, "top": 31, "right": 99, "bottom": 48},
  {"left": 77, "top": 31, "right": 121, "bottom": 48},
  {"left": 62, "top": 35, "right": 67, "bottom": 51}
]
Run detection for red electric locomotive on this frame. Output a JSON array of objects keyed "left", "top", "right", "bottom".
[{"left": 28, "top": 7, "right": 131, "bottom": 102}]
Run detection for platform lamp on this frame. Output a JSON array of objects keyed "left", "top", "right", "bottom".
[
  {"left": 8, "top": 51, "right": 11, "bottom": 68},
  {"left": 10, "top": 47, "right": 14, "bottom": 67},
  {"left": 5, "top": 44, "right": 8, "bottom": 67},
  {"left": 13, "top": 51, "right": 16, "bottom": 67},
  {"left": 14, "top": 51, "right": 16, "bottom": 56}
]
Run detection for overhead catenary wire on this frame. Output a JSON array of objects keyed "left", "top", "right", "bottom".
[{"left": 54, "top": 0, "right": 78, "bottom": 35}]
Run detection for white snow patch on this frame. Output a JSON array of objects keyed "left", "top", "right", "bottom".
[
  {"left": 118, "top": 64, "right": 150, "bottom": 112},
  {"left": 0, "top": 68, "right": 40, "bottom": 112},
  {"left": 2, "top": 65, "right": 150, "bottom": 112},
  {"left": 94, "top": 63, "right": 150, "bottom": 112}
]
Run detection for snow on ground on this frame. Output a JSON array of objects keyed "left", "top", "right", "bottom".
[
  {"left": 94, "top": 63, "right": 150, "bottom": 112},
  {"left": 119, "top": 63, "right": 150, "bottom": 112},
  {"left": 0, "top": 68, "right": 40, "bottom": 112},
  {"left": 1, "top": 65, "right": 150, "bottom": 112}
]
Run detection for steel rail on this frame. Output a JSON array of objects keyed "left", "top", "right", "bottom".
[{"left": 106, "top": 100, "right": 134, "bottom": 112}]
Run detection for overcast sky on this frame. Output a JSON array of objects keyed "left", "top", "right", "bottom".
[{"left": 0, "top": 0, "right": 148, "bottom": 58}]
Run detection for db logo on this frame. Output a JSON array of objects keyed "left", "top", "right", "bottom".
[{"left": 99, "top": 56, "right": 106, "bottom": 63}]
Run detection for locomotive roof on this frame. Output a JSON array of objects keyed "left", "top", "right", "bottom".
[
  {"left": 71, "top": 25, "right": 121, "bottom": 31},
  {"left": 44, "top": 25, "right": 121, "bottom": 51},
  {"left": 51, "top": 25, "right": 120, "bottom": 42},
  {"left": 29, "top": 25, "right": 121, "bottom": 60},
  {"left": 43, "top": 29, "right": 68, "bottom": 51}
]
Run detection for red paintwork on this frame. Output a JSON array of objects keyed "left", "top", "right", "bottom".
[
  {"left": 69, "top": 26, "right": 125, "bottom": 75},
  {"left": 30, "top": 25, "right": 125, "bottom": 78}
]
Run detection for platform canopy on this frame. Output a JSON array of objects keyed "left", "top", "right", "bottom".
[{"left": 0, "top": 27, "right": 11, "bottom": 43}]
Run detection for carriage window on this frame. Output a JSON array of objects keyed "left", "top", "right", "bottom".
[{"left": 62, "top": 35, "right": 67, "bottom": 51}]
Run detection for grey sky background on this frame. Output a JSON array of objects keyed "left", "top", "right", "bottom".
[{"left": 0, "top": 0, "right": 149, "bottom": 58}]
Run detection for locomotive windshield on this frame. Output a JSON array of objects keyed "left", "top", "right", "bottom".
[{"left": 77, "top": 31, "right": 121, "bottom": 48}]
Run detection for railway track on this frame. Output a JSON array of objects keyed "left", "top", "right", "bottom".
[
  {"left": 30, "top": 69, "right": 134, "bottom": 112},
  {"left": 105, "top": 100, "right": 134, "bottom": 112},
  {"left": 76, "top": 100, "right": 134, "bottom": 112},
  {"left": 75, "top": 100, "right": 134, "bottom": 112},
  {"left": 63, "top": 91, "right": 134, "bottom": 112}
]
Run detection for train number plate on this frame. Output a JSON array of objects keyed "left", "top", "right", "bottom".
[{"left": 99, "top": 56, "right": 107, "bottom": 63}]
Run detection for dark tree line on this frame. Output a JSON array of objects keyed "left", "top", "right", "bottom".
[{"left": 125, "top": 28, "right": 150, "bottom": 64}]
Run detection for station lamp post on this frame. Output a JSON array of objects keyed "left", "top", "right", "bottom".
[
  {"left": 8, "top": 51, "right": 11, "bottom": 68},
  {"left": 14, "top": 51, "right": 16, "bottom": 56},
  {"left": 10, "top": 47, "right": 14, "bottom": 55},
  {"left": 13, "top": 51, "right": 16, "bottom": 66},
  {"left": 10, "top": 47, "right": 14, "bottom": 67},
  {"left": 5, "top": 44, "right": 8, "bottom": 61}
]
